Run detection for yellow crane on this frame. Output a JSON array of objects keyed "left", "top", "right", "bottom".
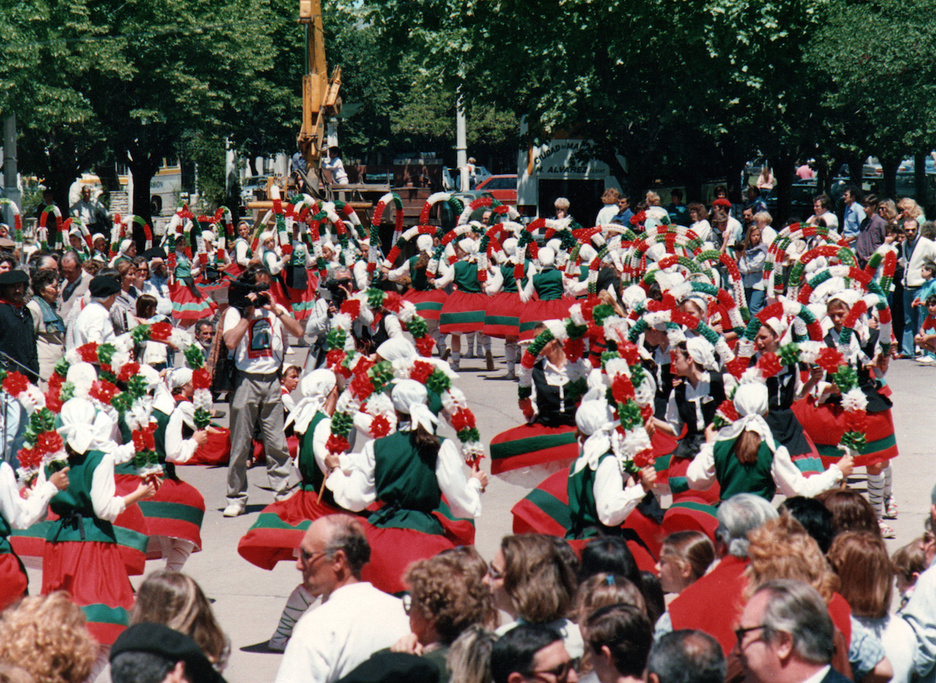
[{"left": 298, "top": 0, "right": 342, "bottom": 182}]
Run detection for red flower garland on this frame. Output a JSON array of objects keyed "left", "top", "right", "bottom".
[
  {"left": 410, "top": 361, "right": 434, "bottom": 384},
  {"left": 89, "top": 380, "right": 120, "bottom": 404},
  {"left": 77, "top": 343, "right": 100, "bottom": 364},
  {"left": 370, "top": 414, "right": 391, "bottom": 438},
  {"left": 2, "top": 372, "right": 29, "bottom": 397},
  {"left": 755, "top": 352, "right": 782, "bottom": 378},
  {"left": 816, "top": 348, "right": 845, "bottom": 375},
  {"left": 118, "top": 363, "right": 141, "bottom": 384}
]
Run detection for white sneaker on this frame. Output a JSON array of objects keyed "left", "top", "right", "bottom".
[
  {"left": 223, "top": 502, "right": 246, "bottom": 518},
  {"left": 917, "top": 356, "right": 936, "bottom": 365}
]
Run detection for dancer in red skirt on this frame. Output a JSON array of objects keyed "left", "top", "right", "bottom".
[
  {"left": 0, "top": 459, "right": 69, "bottom": 610},
  {"left": 436, "top": 238, "right": 491, "bottom": 371},
  {"left": 168, "top": 238, "right": 215, "bottom": 325},
  {"left": 44, "top": 398, "right": 156, "bottom": 649},
  {"left": 518, "top": 246, "right": 576, "bottom": 342},
  {"left": 490, "top": 322, "right": 589, "bottom": 481},
  {"left": 388, "top": 233, "right": 448, "bottom": 358},
  {"left": 482, "top": 237, "right": 524, "bottom": 379},
  {"left": 326, "top": 379, "right": 487, "bottom": 595},
  {"left": 793, "top": 292, "right": 898, "bottom": 537}
]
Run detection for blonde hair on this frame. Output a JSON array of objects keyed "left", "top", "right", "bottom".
[
  {"left": 130, "top": 570, "right": 230, "bottom": 669},
  {"left": 745, "top": 515, "right": 839, "bottom": 603},
  {"left": 0, "top": 592, "right": 96, "bottom": 683},
  {"left": 898, "top": 197, "right": 923, "bottom": 218}
]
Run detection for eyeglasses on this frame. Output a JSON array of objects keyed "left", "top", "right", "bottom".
[
  {"left": 735, "top": 624, "right": 766, "bottom": 649},
  {"left": 299, "top": 548, "right": 328, "bottom": 566},
  {"left": 488, "top": 561, "right": 505, "bottom": 581},
  {"left": 528, "top": 660, "right": 573, "bottom": 681}
]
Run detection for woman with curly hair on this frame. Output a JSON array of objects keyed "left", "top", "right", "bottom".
[
  {"left": 129, "top": 570, "right": 230, "bottom": 671},
  {"left": 0, "top": 592, "right": 97, "bottom": 683},
  {"left": 342, "top": 550, "right": 494, "bottom": 682}
]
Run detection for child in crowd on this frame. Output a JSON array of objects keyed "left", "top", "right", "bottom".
[
  {"left": 913, "top": 294, "right": 936, "bottom": 358},
  {"left": 894, "top": 535, "right": 930, "bottom": 612},
  {"left": 912, "top": 263, "right": 936, "bottom": 309}
]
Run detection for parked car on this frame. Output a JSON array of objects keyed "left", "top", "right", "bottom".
[
  {"left": 240, "top": 176, "right": 268, "bottom": 208},
  {"left": 442, "top": 165, "right": 493, "bottom": 191},
  {"left": 475, "top": 174, "right": 517, "bottom": 205}
]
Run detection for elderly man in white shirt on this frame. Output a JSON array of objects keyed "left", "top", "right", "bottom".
[
  {"left": 275, "top": 515, "right": 410, "bottom": 683},
  {"left": 66, "top": 275, "right": 120, "bottom": 349}
]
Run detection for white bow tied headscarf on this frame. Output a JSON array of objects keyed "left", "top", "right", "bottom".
[
  {"left": 685, "top": 337, "right": 719, "bottom": 372},
  {"left": 458, "top": 238, "right": 477, "bottom": 257},
  {"left": 538, "top": 246, "right": 556, "bottom": 268},
  {"left": 717, "top": 383, "right": 777, "bottom": 452},
  {"left": 286, "top": 368, "right": 337, "bottom": 435},
  {"left": 119, "top": 239, "right": 134, "bottom": 256},
  {"left": 391, "top": 379, "right": 438, "bottom": 435},
  {"left": 573, "top": 400, "right": 619, "bottom": 474},
  {"left": 58, "top": 397, "right": 115, "bottom": 454},
  {"left": 66, "top": 362, "right": 98, "bottom": 399},
  {"left": 169, "top": 368, "right": 193, "bottom": 394},
  {"left": 376, "top": 338, "right": 417, "bottom": 365},
  {"left": 416, "top": 234, "right": 434, "bottom": 253}
]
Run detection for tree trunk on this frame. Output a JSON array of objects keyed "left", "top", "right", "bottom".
[
  {"left": 881, "top": 156, "right": 899, "bottom": 199},
  {"left": 774, "top": 153, "right": 795, "bottom": 226},
  {"left": 128, "top": 150, "right": 158, "bottom": 250}
]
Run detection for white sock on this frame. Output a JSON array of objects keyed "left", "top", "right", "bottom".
[
  {"left": 480, "top": 333, "right": 491, "bottom": 353},
  {"left": 867, "top": 471, "right": 885, "bottom": 519},
  {"left": 270, "top": 585, "right": 316, "bottom": 650},
  {"left": 165, "top": 538, "right": 196, "bottom": 573}
]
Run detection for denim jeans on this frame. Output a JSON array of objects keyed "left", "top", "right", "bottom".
[{"left": 902, "top": 286, "right": 922, "bottom": 356}]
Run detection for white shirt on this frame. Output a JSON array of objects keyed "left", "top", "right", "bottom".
[
  {"left": 275, "top": 581, "right": 410, "bottom": 683},
  {"left": 0, "top": 461, "right": 58, "bottom": 530},
  {"left": 595, "top": 204, "right": 619, "bottom": 227},
  {"left": 88, "top": 450, "right": 128, "bottom": 521},
  {"left": 328, "top": 430, "right": 483, "bottom": 519},
  {"left": 223, "top": 305, "right": 287, "bottom": 374},
  {"left": 68, "top": 301, "right": 115, "bottom": 349},
  {"left": 593, "top": 456, "right": 648, "bottom": 527},
  {"left": 903, "top": 236, "right": 936, "bottom": 287},
  {"left": 165, "top": 404, "right": 199, "bottom": 465},
  {"left": 686, "top": 440, "right": 843, "bottom": 498}
]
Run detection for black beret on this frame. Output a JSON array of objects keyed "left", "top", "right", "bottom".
[
  {"left": 89, "top": 275, "right": 121, "bottom": 297},
  {"left": 110, "top": 623, "right": 225, "bottom": 683},
  {"left": 143, "top": 247, "right": 167, "bottom": 259},
  {"left": 0, "top": 269, "right": 29, "bottom": 286},
  {"left": 336, "top": 652, "right": 441, "bottom": 683}
]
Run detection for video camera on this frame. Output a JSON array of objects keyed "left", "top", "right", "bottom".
[
  {"left": 318, "top": 277, "right": 353, "bottom": 310},
  {"left": 229, "top": 279, "right": 271, "bottom": 313}
]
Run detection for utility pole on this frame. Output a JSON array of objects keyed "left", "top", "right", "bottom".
[
  {"left": 456, "top": 88, "right": 468, "bottom": 192},
  {"left": 2, "top": 115, "right": 20, "bottom": 218}
]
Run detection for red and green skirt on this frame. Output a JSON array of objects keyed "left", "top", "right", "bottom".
[
  {"left": 519, "top": 298, "right": 576, "bottom": 342},
  {"left": 42, "top": 540, "right": 134, "bottom": 645},
  {"left": 360, "top": 524, "right": 455, "bottom": 595},
  {"left": 11, "top": 504, "right": 149, "bottom": 577},
  {"left": 237, "top": 488, "right": 344, "bottom": 570},
  {"left": 0, "top": 551, "right": 28, "bottom": 611},
  {"left": 490, "top": 423, "right": 579, "bottom": 475},
  {"left": 483, "top": 292, "right": 522, "bottom": 338},
  {"left": 792, "top": 396, "right": 898, "bottom": 468},
  {"left": 168, "top": 281, "right": 216, "bottom": 322},
  {"left": 115, "top": 474, "right": 204, "bottom": 552},
  {"left": 439, "top": 291, "right": 488, "bottom": 334},
  {"left": 404, "top": 288, "right": 447, "bottom": 322},
  {"left": 510, "top": 467, "right": 660, "bottom": 572},
  {"left": 176, "top": 427, "right": 231, "bottom": 466}
]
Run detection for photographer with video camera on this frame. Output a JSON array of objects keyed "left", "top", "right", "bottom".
[{"left": 221, "top": 264, "right": 305, "bottom": 517}]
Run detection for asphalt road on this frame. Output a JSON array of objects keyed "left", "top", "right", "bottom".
[{"left": 21, "top": 343, "right": 936, "bottom": 682}]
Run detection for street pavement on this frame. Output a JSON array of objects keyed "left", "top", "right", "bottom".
[{"left": 21, "top": 342, "right": 936, "bottom": 682}]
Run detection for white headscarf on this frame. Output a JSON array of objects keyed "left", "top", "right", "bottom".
[
  {"left": 685, "top": 337, "right": 719, "bottom": 372},
  {"left": 502, "top": 237, "right": 518, "bottom": 257},
  {"left": 573, "top": 400, "right": 619, "bottom": 474},
  {"left": 58, "top": 397, "right": 115, "bottom": 454},
  {"left": 169, "top": 368, "right": 193, "bottom": 392},
  {"left": 119, "top": 239, "right": 134, "bottom": 256},
  {"left": 416, "top": 234, "right": 433, "bottom": 253},
  {"left": 538, "top": 246, "right": 556, "bottom": 267},
  {"left": 376, "top": 338, "right": 417, "bottom": 364},
  {"left": 761, "top": 315, "right": 787, "bottom": 338},
  {"left": 287, "top": 368, "right": 337, "bottom": 434},
  {"left": 458, "top": 238, "right": 476, "bottom": 257},
  {"left": 717, "top": 383, "right": 777, "bottom": 452},
  {"left": 391, "top": 380, "right": 438, "bottom": 435}
]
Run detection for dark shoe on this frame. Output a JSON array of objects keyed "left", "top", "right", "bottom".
[
  {"left": 440, "top": 348, "right": 451, "bottom": 361},
  {"left": 485, "top": 349, "right": 494, "bottom": 371}
]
